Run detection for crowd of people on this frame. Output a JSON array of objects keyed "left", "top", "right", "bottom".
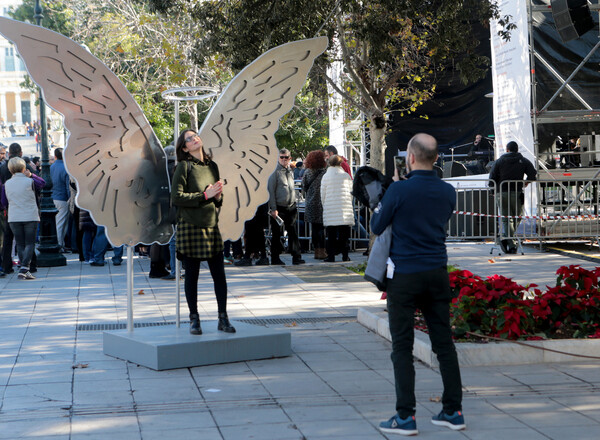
[{"left": 0, "top": 139, "right": 362, "bottom": 340}]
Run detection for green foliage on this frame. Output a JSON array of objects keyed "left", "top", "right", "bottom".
[
  {"left": 347, "top": 261, "right": 367, "bottom": 276},
  {"left": 9, "top": 0, "right": 76, "bottom": 36},
  {"left": 275, "top": 83, "right": 329, "bottom": 159},
  {"left": 9, "top": 0, "right": 226, "bottom": 147},
  {"left": 144, "top": 0, "right": 509, "bottom": 171}
]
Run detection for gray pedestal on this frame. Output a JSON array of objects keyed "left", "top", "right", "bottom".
[{"left": 103, "top": 321, "right": 291, "bottom": 370}]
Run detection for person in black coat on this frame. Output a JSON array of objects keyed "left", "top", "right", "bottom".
[
  {"left": 301, "top": 150, "right": 328, "bottom": 259},
  {"left": 489, "top": 141, "right": 537, "bottom": 253}
]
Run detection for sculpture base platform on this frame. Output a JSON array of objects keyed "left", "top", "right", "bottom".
[{"left": 103, "top": 321, "right": 292, "bottom": 370}]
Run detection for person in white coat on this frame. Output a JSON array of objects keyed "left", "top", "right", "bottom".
[
  {"left": 1, "top": 157, "right": 45, "bottom": 279},
  {"left": 321, "top": 155, "right": 354, "bottom": 262}
]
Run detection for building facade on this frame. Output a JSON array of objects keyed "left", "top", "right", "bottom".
[{"left": 0, "top": 0, "right": 38, "bottom": 133}]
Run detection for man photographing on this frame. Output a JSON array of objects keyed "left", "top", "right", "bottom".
[{"left": 371, "top": 133, "right": 464, "bottom": 436}]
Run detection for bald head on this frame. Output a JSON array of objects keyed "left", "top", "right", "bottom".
[{"left": 407, "top": 133, "right": 438, "bottom": 169}]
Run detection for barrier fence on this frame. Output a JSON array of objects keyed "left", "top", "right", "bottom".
[
  {"left": 262, "top": 177, "right": 600, "bottom": 254},
  {"left": 446, "top": 178, "right": 600, "bottom": 245}
]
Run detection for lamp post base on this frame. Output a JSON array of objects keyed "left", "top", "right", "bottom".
[
  {"left": 36, "top": 250, "right": 66, "bottom": 267},
  {"left": 36, "top": 208, "right": 67, "bottom": 267}
]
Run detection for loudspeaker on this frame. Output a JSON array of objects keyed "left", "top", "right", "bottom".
[
  {"left": 443, "top": 161, "right": 467, "bottom": 178},
  {"left": 464, "top": 160, "right": 486, "bottom": 175},
  {"left": 551, "top": 0, "right": 595, "bottom": 43}
]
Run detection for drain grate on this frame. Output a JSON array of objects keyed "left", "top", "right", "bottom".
[{"left": 77, "top": 316, "right": 356, "bottom": 331}]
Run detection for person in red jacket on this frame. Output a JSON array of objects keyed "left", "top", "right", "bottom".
[{"left": 324, "top": 145, "right": 352, "bottom": 179}]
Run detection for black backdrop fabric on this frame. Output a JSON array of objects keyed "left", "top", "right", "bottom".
[
  {"left": 385, "top": 1, "right": 600, "bottom": 160},
  {"left": 385, "top": 23, "right": 494, "bottom": 157}
]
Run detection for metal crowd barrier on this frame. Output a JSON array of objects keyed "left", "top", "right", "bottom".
[
  {"left": 445, "top": 179, "right": 497, "bottom": 241},
  {"left": 532, "top": 177, "right": 600, "bottom": 240},
  {"left": 445, "top": 177, "right": 600, "bottom": 245},
  {"left": 261, "top": 177, "right": 600, "bottom": 254},
  {"left": 264, "top": 182, "right": 371, "bottom": 253}
]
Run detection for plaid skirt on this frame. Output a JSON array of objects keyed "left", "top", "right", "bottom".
[{"left": 176, "top": 221, "right": 223, "bottom": 261}]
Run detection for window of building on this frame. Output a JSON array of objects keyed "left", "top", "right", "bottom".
[{"left": 5, "top": 47, "right": 15, "bottom": 71}]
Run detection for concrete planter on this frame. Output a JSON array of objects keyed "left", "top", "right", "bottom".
[{"left": 357, "top": 308, "right": 600, "bottom": 367}]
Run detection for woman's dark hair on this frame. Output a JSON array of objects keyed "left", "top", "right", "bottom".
[
  {"left": 175, "top": 129, "right": 212, "bottom": 162},
  {"left": 303, "top": 150, "right": 327, "bottom": 169}
]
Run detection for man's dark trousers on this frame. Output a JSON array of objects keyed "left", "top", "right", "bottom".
[
  {"left": 270, "top": 205, "right": 301, "bottom": 259},
  {"left": 386, "top": 266, "right": 462, "bottom": 418},
  {"left": 499, "top": 191, "right": 522, "bottom": 251}
]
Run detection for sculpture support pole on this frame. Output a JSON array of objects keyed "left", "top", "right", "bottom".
[
  {"left": 174, "top": 100, "right": 181, "bottom": 328},
  {"left": 176, "top": 259, "right": 181, "bottom": 328},
  {"left": 126, "top": 245, "right": 134, "bottom": 332},
  {"left": 161, "top": 88, "right": 220, "bottom": 328},
  {"left": 34, "top": 0, "right": 66, "bottom": 267}
]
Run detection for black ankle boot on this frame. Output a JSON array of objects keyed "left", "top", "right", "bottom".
[
  {"left": 218, "top": 312, "right": 236, "bottom": 333},
  {"left": 189, "top": 313, "right": 202, "bottom": 335}
]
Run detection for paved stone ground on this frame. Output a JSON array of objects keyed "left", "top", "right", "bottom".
[{"left": 1, "top": 225, "right": 600, "bottom": 437}]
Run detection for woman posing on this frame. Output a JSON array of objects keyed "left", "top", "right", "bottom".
[
  {"left": 1, "top": 157, "right": 45, "bottom": 279},
  {"left": 320, "top": 155, "right": 354, "bottom": 262},
  {"left": 171, "top": 129, "right": 235, "bottom": 335},
  {"left": 301, "top": 150, "right": 327, "bottom": 259}
]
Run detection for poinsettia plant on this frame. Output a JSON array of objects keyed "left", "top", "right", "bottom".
[{"left": 448, "top": 265, "right": 600, "bottom": 340}]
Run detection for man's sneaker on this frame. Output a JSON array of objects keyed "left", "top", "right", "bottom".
[
  {"left": 431, "top": 410, "right": 466, "bottom": 431},
  {"left": 234, "top": 257, "right": 252, "bottom": 267},
  {"left": 18, "top": 271, "right": 35, "bottom": 280},
  {"left": 271, "top": 257, "right": 285, "bottom": 265},
  {"left": 223, "top": 256, "right": 234, "bottom": 265},
  {"left": 292, "top": 257, "right": 305, "bottom": 265},
  {"left": 379, "top": 414, "right": 418, "bottom": 436}
]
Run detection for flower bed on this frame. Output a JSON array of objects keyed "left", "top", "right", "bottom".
[{"left": 450, "top": 265, "right": 600, "bottom": 340}]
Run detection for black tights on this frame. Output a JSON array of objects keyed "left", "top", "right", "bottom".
[{"left": 181, "top": 252, "right": 227, "bottom": 315}]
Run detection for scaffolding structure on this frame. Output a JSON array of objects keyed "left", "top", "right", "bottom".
[{"left": 529, "top": 0, "right": 600, "bottom": 180}]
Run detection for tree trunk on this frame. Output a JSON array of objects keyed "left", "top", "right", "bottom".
[
  {"left": 192, "top": 103, "right": 199, "bottom": 131},
  {"left": 369, "top": 114, "right": 387, "bottom": 173}
]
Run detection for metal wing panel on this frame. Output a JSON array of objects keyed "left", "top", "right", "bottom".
[
  {"left": 198, "top": 37, "right": 328, "bottom": 241},
  {"left": 0, "top": 17, "right": 173, "bottom": 246}
]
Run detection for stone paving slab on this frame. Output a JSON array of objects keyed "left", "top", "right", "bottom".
[{"left": 0, "top": 247, "right": 600, "bottom": 439}]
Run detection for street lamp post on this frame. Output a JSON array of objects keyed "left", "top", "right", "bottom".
[{"left": 34, "top": 0, "right": 65, "bottom": 267}]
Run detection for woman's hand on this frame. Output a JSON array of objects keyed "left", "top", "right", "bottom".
[
  {"left": 24, "top": 169, "right": 32, "bottom": 178},
  {"left": 204, "top": 181, "right": 223, "bottom": 200},
  {"left": 214, "top": 180, "right": 223, "bottom": 201}
]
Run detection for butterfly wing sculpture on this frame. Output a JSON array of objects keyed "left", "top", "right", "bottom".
[
  {"left": 0, "top": 16, "right": 327, "bottom": 245},
  {"left": 0, "top": 17, "right": 172, "bottom": 246},
  {"left": 198, "top": 36, "right": 328, "bottom": 240}
]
